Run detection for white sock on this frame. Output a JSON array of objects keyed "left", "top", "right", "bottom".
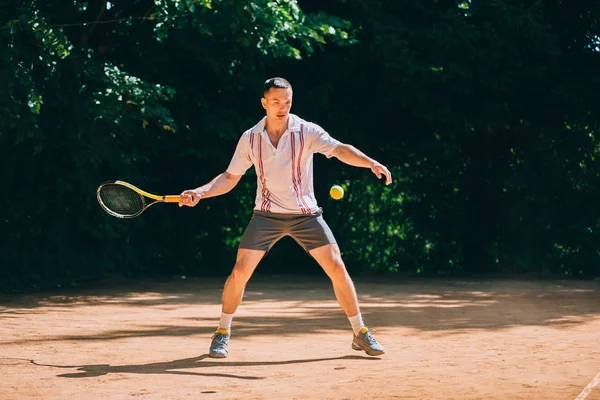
[
  {"left": 348, "top": 313, "right": 365, "bottom": 335},
  {"left": 218, "top": 311, "right": 234, "bottom": 332}
]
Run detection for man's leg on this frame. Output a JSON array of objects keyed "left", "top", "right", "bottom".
[
  {"left": 209, "top": 248, "right": 265, "bottom": 358},
  {"left": 310, "top": 243, "right": 385, "bottom": 356},
  {"left": 222, "top": 248, "right": 266, "bottom": 314},
  {"left": 309, "top": 243, "right": 359, "bottom": 317}
]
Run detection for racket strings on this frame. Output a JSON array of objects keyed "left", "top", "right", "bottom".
[{"left": 98, "top": 184, "right": 145, "bottom": 217}]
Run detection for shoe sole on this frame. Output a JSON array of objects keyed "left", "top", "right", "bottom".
[
  {"left": 352, "top": 343, "right": 385, "bottom": 356},
  {"left": 209, "top": 352, "right": 228, "bottom": 358}
]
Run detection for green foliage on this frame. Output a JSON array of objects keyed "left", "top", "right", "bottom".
[
  {"left": 286, "top": 0, "right": 600, "bottom": 277},
  {"left": 154, "top": 0, "right": 353, "bottom": 58},
  {"left": 2, "top": 0, "right": 600, "bottom": 291},
  {"left": 0, "top": 0, "right": 355, "bottom": 290}
]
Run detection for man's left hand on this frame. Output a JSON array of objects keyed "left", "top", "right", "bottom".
[{"left": 371, "top": 162, "right": 392, "bottom": 185}]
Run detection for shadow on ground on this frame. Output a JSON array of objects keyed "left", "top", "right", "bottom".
[
  {"left": 9, "top": 354, "right": 379, "bottom": 379},
  {"left": 1, "top": 275, "right": 599, "bottom": 344}
]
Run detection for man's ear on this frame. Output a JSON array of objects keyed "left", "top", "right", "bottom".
[{"left": 261, "top": 97, "right": 267, "bottom": 109}]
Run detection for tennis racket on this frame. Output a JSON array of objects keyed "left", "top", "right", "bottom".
[{"left": 97, "top": 180, "right": 180, "bottom": 219}]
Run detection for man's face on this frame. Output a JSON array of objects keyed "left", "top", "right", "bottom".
[{"left": 261, "top": 87, "right": 293, "bottom": 122}]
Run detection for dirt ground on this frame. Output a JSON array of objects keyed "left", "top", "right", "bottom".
[{"left": 1, "top": 275, "right": 600, "bottom": 400}]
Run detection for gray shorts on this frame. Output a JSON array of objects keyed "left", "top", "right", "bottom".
[{"left": 239, "top": 210, "right": 337, "bottom": 252}]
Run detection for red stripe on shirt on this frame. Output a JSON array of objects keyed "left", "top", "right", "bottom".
[
  {"left": 291, "top": 131, "right": 309, "bottom": 214},
  {"left": 258, "top": 135, "right": 272, "bottom": 212},
  {"left": 296, "top": 126, "right": 312, "bottom": 213}
]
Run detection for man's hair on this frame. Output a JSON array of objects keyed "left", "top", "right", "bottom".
[{"left": 263, "top": 77, "right": 292, "bottom": 96}]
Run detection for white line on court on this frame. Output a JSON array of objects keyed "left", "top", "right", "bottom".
[{"left": 575, "top": 372, "right": 600, "bottom": 400}]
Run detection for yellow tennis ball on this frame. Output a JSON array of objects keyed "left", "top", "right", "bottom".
[{"left": 330, "top": 185, "right": 344, "bottom": 200}]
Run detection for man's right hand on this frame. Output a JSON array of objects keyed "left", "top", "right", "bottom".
[{"left": 179, "top": 190, "right": 202, "bottom": 207}]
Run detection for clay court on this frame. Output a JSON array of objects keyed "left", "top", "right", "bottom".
[{"left": 1, "top": 276, "right": 599, "bottom": 399}]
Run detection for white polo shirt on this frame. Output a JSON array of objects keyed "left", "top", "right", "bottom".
[{"left": 226, "top": 113, "right": 341, "bottom": 214}]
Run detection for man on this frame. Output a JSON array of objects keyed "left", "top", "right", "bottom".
[{"left": 179, "top": 77, "right": 392, "bottom": 358}]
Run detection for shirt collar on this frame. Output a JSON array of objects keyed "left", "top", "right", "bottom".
[
  {"left": 287, "top": 114, "right": 302, "bottom": 132},
  {"left": 252, "top": 114, "right": 302, "bottom": 134}
]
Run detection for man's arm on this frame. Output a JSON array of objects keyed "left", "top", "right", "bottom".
[
  {"left": 179, "top": 172, "right": 242, "bottom": 207},
  {"left": 330, "top": 143, "right": 392, "bottom": 185}
]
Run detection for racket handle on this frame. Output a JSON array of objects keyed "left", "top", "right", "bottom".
[{"left": 164, "top": 195, "right": 181, "bottom": 203}]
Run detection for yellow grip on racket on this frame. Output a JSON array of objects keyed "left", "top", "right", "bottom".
[{"left": 163, "top": 195, "right": 181, "bottom": 203}]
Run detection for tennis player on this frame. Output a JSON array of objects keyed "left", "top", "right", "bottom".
[{"left": 179, "top": 78, "right": 392, "bottom": 358}]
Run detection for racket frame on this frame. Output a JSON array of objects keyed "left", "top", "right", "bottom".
[{"left": 96, "top": 180, "right": 180, "bottom": 219}]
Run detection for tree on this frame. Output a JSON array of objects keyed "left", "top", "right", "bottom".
[{"left": 0, "top": 0, "right": 353, "bottom": 289}]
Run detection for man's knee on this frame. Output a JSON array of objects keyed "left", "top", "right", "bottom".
[
  {"left": 321, "top": 253, "right": 349, "bottom": 281},
  {"left": 229, "top": 261, "right": 253, "bottom": 283},
  {"left": 330, "top": 258, "right": 350, "bottom": 279},
  {"left": 311, "top": 244, "right": 349, "bottom": 279},
  {"left": 229, "top": 251, "right": 262, "bottom": 284}
]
